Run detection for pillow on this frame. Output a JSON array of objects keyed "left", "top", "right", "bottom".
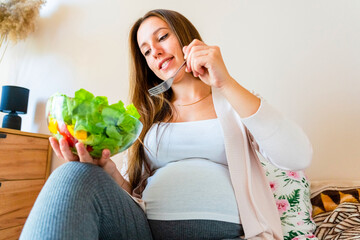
[
  {"left": 311, "top": 187, "right": 360, "bottom": 217},
  {"left": 258, "top": 154, "right": 318, "bottom": 240},
  {"left": 309, "top": 183, "right": 360, "bottom": 230}
]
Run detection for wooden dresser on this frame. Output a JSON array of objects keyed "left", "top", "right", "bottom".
[{"left": 0, "top": 128, "right": 52, "bottom": 240}]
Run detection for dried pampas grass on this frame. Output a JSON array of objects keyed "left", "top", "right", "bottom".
[{"left": 0, "top": 0, "right": 46, "bottom": 53}]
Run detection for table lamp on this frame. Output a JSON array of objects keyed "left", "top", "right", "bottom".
[{"left": 0, "top": 85, "right": 30, "bottom": 130}]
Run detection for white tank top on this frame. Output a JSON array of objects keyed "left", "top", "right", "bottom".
[{"left": 142, "top": 118, "right": 241, "bottom": 224}]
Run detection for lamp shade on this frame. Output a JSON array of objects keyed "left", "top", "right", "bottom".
[{"left": 0, "top": 85, "right": 30, "bottom": 114}]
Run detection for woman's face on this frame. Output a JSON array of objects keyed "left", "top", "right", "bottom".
[{"left": 137, "top": 16, "right": 184, "bottom": 81}]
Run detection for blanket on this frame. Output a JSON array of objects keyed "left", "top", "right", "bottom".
[{"left": 313, "top": 202, "right": 360, "bottom": 239}]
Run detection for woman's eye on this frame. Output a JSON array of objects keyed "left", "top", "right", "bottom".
[
  {"left": 144, "top": 50, "right": 150, "bottom": 56},
  {"left": 159, "top": 33, "right": 168, "bottom": 41}
]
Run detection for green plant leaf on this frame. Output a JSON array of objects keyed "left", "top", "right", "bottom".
[{"left": 287, "top": 189, "right": 301, "bottom": 207}]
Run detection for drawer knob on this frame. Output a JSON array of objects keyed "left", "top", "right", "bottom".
[{"left": 0, "top": 133, "right": 7, "bottom": 138}]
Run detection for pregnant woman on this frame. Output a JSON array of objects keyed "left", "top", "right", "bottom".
[{"left": 20, "top": 9, "right": 312, "bottom": 240}]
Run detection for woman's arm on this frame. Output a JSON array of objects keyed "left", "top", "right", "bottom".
[
  {"left": 217, "top": 77, "right": 261, "bottom": 118},
  {"left": 217, "top": 77, "right": 312, "bottom": 170},
  {"left": 110, "top": 170, "right": 132, "bottom": 195},
  {"left": 242, "top": 100, "right": 313, "bottom": 170},
  {"left": 183, "top": 40, "right": 312, "bottom": 170}
]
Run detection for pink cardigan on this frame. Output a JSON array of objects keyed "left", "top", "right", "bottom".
[
  {"left": 131, "top": 87, "right": 313, "bottom": 239},
  {"left": 212, "top": 87, "right": 312, "bottom": 239}
]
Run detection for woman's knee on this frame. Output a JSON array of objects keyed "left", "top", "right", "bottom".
[
  {"left": 53, "top": 161, "right": 105, "bottom": 180},
  {"left": 44, "top": 162, "right": 109, "bottom": 194}
]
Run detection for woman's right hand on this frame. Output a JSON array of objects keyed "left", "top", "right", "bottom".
[{"left": 49, "top": 137, "right": 119, "bottom": 178}]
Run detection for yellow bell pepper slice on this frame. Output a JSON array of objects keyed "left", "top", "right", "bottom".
[
  {"left": 75, "top": 130, "right": 87, "bottom": 140},
  {"left": 48, "top": 118, "right": 58, "bottom": 134},
  {"left": 67, "top": 124, "right": 75, "bottom": 137}
]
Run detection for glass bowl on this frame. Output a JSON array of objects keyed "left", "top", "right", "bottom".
[{"left": 46, "top": 93, "right": 143, "bottom": 158}]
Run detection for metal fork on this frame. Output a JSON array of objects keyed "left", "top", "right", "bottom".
[{"left": 148, "top": 61, "right": 187, "bottom": 96}]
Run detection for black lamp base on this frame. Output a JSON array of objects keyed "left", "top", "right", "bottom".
[{"left": 2, "top": 112, "right": 22, "bottom": 130}]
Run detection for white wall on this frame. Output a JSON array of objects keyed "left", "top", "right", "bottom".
[{"left": 0, "top": 0, "right": 359, "bottom": 181}]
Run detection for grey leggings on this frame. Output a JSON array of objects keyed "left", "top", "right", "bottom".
[{"left": 20, "top": 162, "right": 244, "bottom": 240}]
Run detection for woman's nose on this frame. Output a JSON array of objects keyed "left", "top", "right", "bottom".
[{"left": 151, "top": 44, "right": 163, "bottom": 58}]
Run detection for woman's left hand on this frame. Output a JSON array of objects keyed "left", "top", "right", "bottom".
[
  {"left": 50, "top": 137, "right": 118, "bottom": 178},
  {"left": 183, "top": 39, "right": 232, "bottom": 89}
]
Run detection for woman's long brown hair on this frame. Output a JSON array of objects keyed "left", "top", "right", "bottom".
[{"left": 127, "top": 9, "right": 203, "bottom": 192}]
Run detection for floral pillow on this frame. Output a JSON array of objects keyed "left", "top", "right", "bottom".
[{"left": 258, "top": 154, "right": 318, "bottom": 240}]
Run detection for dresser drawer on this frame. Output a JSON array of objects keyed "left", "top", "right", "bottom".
[
  {"left": 0, "top": 225, "right": 23, "bottom": 240},
  {"left": 0, "top": 179, "right": 45, "bottom": 230},
  {"left": 0, "top": 132, "right": 49, "bottom": 180}
]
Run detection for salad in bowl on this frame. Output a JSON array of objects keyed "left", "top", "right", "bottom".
[{"left": 46, "top": 89, "right": 143, "bottom": 158}]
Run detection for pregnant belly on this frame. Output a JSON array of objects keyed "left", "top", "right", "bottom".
[{"left": 142, "top": 159, "right": 240, "bottom": 223}]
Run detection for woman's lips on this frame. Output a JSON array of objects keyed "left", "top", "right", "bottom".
[{"left": 160, "top": 57, "right": 174, "bottom": 71}]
